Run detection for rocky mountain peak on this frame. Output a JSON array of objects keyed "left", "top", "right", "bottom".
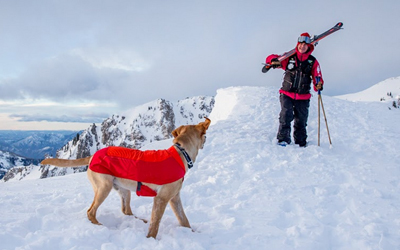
[{"left": 36, "top": 95, "right": 214, "bottom": 180}]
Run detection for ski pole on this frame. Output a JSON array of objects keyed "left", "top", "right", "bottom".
[
  {"left": 316, "top": 77, "right": 332, "bottom": 146},
  {"left": 316, "top": 77, "right": 321, "bottom": 146},
  {"left": 320, "top": 93, "right": 332, "bottom": 145}
]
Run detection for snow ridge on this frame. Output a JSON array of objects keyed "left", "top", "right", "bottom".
[{"left": 336, "top": 76, "right": 400, "bottom": 109}]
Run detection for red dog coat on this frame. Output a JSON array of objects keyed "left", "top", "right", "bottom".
[{"left": 89, "top": 146, "right": 186, "bottom": 197}]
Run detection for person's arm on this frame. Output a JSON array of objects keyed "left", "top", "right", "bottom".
[
  {"left": 312, "top": 60, "right": 323, "bottom": 91},
  {"left": 266, "top": 54, "right": 289, "bottom": 70}
]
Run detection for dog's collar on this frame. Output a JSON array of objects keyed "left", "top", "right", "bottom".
[{"left": 174, "top": 143, "right": 194, "bottom": 169}]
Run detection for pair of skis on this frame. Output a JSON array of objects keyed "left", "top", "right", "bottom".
[{"left": 262, "top": 22, "right": 343, "bottom": 73}]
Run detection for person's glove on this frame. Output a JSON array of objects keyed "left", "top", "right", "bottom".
[
  {"left": 315, "top": 82, "right": 323, "bottom": 91},
  {"left": 270, "top": 58, "right": 281, "bottom": 69}
]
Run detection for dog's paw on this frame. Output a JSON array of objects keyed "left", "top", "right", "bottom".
[{"left": 88, "top": 218, "right": 102, "bottom": 225}]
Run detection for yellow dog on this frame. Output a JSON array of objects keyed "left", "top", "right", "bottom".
[{"left": 41, "top": 118, "right": 211, "bottom": 238}]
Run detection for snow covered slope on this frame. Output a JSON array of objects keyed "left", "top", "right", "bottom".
[
  {"left": 0, "top": 86, "right": 399, "bottom": 249},
  {"left": 336, "top": 76, "right": 400, "bottom": 109}
]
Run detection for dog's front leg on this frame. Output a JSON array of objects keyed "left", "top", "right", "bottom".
[
  {"left": 147, "top": 196, "right": 169, "bottom": 238},
  {"left": 169, "top": 193, "right": 191, "bottom": 228}
]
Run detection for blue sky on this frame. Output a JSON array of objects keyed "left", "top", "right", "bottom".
[{"left": 0, "top": 0, "right": 399, "bottom": 130}]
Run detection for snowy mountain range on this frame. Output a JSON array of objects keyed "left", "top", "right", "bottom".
[
  {"left": 0, "top": 150, "right": 41, "bottom": 180},
  {"left": 0, "top": 130, "right": 79, "bottom": 159},
  {"left": 1, "top": 96, "right": 214, "bottom": 182},
  {"left": 0, "top": 131, "right": 79, "bottom": 181},
  {"left": 1, "top": 82, "right": 399, "bottom": 249}
]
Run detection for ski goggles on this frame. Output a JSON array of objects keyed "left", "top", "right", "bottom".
[{"left": 298, "top": 36, "right": 311, "bottom": 44}]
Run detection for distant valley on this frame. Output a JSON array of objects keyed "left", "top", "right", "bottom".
[{"left": 0, "top": 130, "right": 80, "bottom": 159}]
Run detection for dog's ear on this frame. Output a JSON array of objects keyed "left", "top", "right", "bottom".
[
  {"left": 196, "top": 117, "right": 211, "bottom": 133},
  {"left": 172, "top": 125, "right": 185, "bottom": 138},
  {"left": 203, "top": 117, "right": 211, "bottom": 130}
]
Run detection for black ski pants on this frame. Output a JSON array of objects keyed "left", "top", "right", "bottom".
[{"left": 277, "top": 94, "right": 310, "bottom": 145}]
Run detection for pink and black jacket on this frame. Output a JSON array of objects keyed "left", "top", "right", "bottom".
[{"left": 266, "top": 42, "right": 324, "bottom": 100}]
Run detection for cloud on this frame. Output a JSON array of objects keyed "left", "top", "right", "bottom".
[
  {"left": 9, "top": 113, "right": 108, "bottom": 123},
  {"left": 0, "top": 51, "right": 147, "bottom": 105},
  {"left": 0, "top": 1, "right": 271, "bottom": 109},
  {"left": 71, "top": 48, "right": 152, "bottom": 72},
  {"left": 0, "top": 98, "right": 116, "bottom": 125},
  {"left": 0, "top": 44, "right": 226, "bottom": 109},
  {"left": 0, "top": 54, "right": 98, "bottom": 99}
]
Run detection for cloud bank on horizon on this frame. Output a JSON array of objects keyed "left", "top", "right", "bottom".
[{"left": 0, "top": 0, "right": 399, "bottom": 129}]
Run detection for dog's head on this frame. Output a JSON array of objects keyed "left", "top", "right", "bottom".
[{"left": 172, "top": 118, "right": 211, "bottom": 150}]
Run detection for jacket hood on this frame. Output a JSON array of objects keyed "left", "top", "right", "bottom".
[{"left": 296, "top": 32, "right": 314, "bottom": 61}]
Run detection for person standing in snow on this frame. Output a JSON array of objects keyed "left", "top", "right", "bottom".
[{"left": 266, "top": 33, "right": 323, "bottom": 147}]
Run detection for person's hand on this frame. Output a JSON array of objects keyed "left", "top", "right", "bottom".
[
  {"left": 315, "top": 82, "right": 323, "bottom": 91},
  {"left": 270, "top": 58, "right": 281, "bottom": 69}
]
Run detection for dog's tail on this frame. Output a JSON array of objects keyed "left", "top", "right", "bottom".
[{"left": 41, "top": 156, "right": 92, "bottom": 167}]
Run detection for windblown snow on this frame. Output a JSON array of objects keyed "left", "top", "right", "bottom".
[{"left": 0, "top": 86, "right": 399, "bottom": 250}]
